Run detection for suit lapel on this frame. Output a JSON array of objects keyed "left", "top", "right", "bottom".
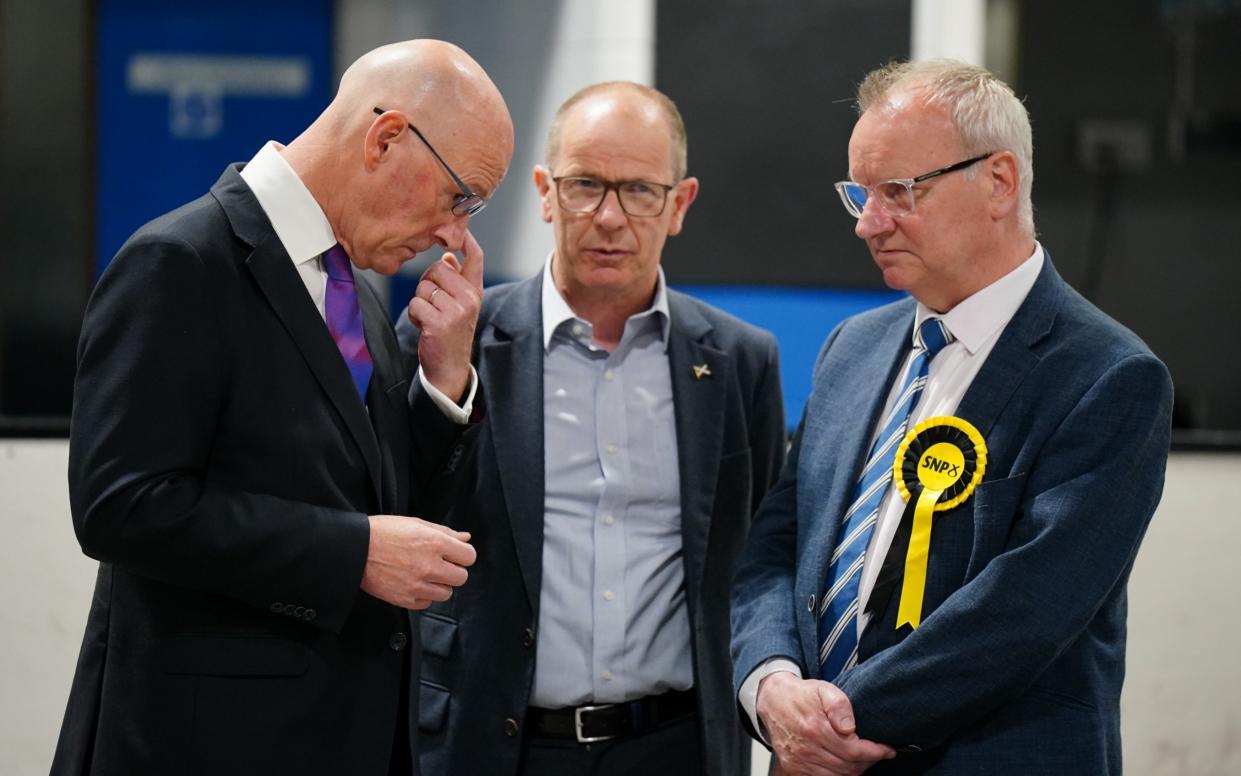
[
  {"left": 666, "top": 293, "right": 729, "bottom": 611},
  {"left": 213, "top": 167, "right": 383, "bottom": 506},
  {"left": 955, "top": 256, "right": 1061, "bottom": 439},
  {"left": 795, "top": 304, "right": 914, "bottom": 664},
  {"left": 484, "top": 277, "right": 546, "bottom": 610}
]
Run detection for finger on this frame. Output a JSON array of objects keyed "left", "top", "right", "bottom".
[
  {"left": 815, "top": 682, "right": 856, "bottom": 735},
  {"left": 439, "top": 536, "right": 478, "bottom": 567},
  {"left": 414, "top": 582, "right": 456, "bottom": 603},
  {"left": 458, "top": 229, "right": 484, "bottom": 287}
]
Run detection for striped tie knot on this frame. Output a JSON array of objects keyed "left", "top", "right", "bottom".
[{"left": 916, "top": 317, "right": 953, "bottom": 358}]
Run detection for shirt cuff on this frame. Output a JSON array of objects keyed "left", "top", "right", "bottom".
[
  {"left": 416, "top": 365, "right": 478, "bottom": 425},
  {"left": 740, "top": 658, "right": 803, "bottom": 746}
]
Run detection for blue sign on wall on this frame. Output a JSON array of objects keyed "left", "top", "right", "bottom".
[{"left": 96, "top": 0, "right": 333, "bottom": 275}]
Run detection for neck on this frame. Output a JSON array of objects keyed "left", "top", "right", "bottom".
[{"left": 552, "top": 262, "right": 658, "bottom": 353}]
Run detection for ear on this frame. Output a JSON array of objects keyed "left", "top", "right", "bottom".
[
  {"left": 364, "top": 110, "right": 409, "bottom": 172},
  {"left": 987, "top": 151, "right": 1020, "bottom": 222},
  {"left": 533, "top": 165, "right": 555, "bottom": 223},
  {"left": 665, "top": 177, "right": 700, "bottom": 237}
]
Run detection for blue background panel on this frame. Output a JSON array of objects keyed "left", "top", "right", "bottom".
[
  {"left": 673, "top": 286, "right": 903, "bottom": 431},
  {"left": 96, "top": 0, "right": 333, "bottom": 275}
]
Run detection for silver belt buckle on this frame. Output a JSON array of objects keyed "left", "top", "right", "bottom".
[{"left": 574, "top": 703, "right": 618, "bottom": 743}]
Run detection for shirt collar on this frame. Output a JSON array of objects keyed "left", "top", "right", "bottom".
[
  {"left": 540, "top": 254, "right": 672, "bottom": 352},
  {"left": 915, "top": 242, "right": 1045, "bottom": 354},
  {"left": 238, "top": 141, "right": 337, "bottom": 267}
]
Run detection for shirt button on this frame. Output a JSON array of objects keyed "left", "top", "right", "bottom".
[
  {"left": 522, "top": 627, "right": 535, "bottom": 647},
  {"left": 602, "top": 590, "right": 614, "bottom": 602},
  {"left": 602, "top": 670, "right": 613, "bottom": 681},
  {"left": 606, "top": 444, "right": 617, "bottom": 455},
  {"left": 603, "top": 514, "right": 615, "bottom": 526},
  {"left": 504, "top": 717, "right": 520, "bottom": 737},
  {"left": 572, "top": 324, "right": 583, "bottom": 336},
  {"left": 389, "top": 632, "right": 408, "bottom": 651},
  {"left": 603, "top": 369, "right": 614, "bottom": 381},
  {"left": 808, "top": 594, "right": 817, "bottom": 612}
]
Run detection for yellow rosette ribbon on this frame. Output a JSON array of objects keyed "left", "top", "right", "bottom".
[{"left": 890, "top": 416, "right": 987, "bottom": 629}]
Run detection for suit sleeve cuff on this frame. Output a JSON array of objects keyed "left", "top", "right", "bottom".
[
  {"left": 416, "top": 365, "right": 478, "bottom": 425},
  {"left": 740, "top": 658, "right": 803, "bottom": 746}
]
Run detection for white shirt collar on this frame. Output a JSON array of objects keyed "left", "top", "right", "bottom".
[
  {"left": 916, "top": 242, "right": 1045, "bottom": 354},
  {"left": 239, "top": 141, "right": 337, "bottom": 266},
  {"left": 540, "top": 253, "right": 672, "bottom": 352}
]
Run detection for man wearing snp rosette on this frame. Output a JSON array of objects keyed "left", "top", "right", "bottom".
[{"left": 731, "top": 59, "right": 1172, "bottom": 775}]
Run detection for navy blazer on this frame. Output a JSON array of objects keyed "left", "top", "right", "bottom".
[
  {"left": 732, "top": 256, "right": 1173, "bottom": 774},
  {"left": 396, "top": 273, "right": 786, "bottom": 775},
  {"left": 53, "top": 166, "right": 468, "bottom": 776}
]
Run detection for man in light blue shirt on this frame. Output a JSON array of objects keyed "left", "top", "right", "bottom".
[{"left": 397, "top": 81, "right": 787, "bottom": 775}]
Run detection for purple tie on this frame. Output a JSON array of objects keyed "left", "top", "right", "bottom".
[{"left": 322, "top": 244, "right": 373, "bottom": 401}]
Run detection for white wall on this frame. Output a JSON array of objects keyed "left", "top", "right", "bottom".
[{"left": 2, "top": 441, "right": 1238, "bottom": 775}]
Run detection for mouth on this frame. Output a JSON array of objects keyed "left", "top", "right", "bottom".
[{"left": 584, "top": 248, "right": 630, "bottom": 260}]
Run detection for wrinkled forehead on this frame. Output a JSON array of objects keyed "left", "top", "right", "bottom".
[{"left": 847, "top": 99, "right": 961, "bottom": 181}]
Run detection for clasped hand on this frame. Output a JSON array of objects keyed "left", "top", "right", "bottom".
[{"left": 758, "top": 672, "right": 896, "bottom": 775}]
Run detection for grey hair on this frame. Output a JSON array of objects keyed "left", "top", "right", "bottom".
[{"left": 857, "top": 59, "right": 1035, "bottom": 236}]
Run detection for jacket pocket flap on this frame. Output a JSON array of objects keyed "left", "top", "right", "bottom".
[
  {"left": 419, "top": 611, "right": 457, "bottom": 658},
  {"left": 157, "top": 635, "right": 311, "bottom": 677},
  {"left": 418, "top": 680, "right": 450, "bottom": 732}
]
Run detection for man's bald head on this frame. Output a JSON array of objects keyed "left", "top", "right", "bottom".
[
  {"left": 318, "top": 39, "right": 513, "bottom": 165},
  {"left": 285, "top": 39, "right": 514, "bottom": 274}
]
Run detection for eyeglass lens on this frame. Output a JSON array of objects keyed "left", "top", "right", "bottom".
[{"left": 558, "top": 178, "right": 669, "bottom": 217}]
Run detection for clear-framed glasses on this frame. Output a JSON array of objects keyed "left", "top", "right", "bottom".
[
  {"left": 833, "top": 152, "right": 994, "bottom": 218},
  {"left": 373, "top": 106, "right": 486, "bottom": 217},
  {"left": 552, "top": 176, "right": 676, "bottom": 218}
]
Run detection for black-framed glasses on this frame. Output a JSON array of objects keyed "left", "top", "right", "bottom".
[
  {"left": 834, "top": 152, "right": 995, "bottom": 218},
  {"left": 552, "top": 176, "right": 676, "bottom": 218},
  {"left": 373, "top": 106, "right": 486, "bottom": 217}
]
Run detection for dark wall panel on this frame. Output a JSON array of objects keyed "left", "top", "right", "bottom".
[{"left": 655, "top": 0, "right": 913, "bottom": 288}]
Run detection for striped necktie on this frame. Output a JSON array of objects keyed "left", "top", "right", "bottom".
[
  {"left": 817, "top": 317, "right": 953, "bottom": 681},
  {"left": 322, "top": 244, "right": 373, "bottom": 401}
]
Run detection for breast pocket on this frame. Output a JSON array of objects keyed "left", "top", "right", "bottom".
[{"left": 964, "top": 472, "right": 1029, "bottom": 581}]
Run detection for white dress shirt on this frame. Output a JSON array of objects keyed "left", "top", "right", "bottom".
[
  {"left": 239, "top": 141, "right": 476, "bottom": 420},
  {"left": 740, "top": 244, "right": 1046, "bottom": 736}
]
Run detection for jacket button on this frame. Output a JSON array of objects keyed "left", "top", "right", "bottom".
[
  {"left": 389, "top": 632, "right": 408, "bottom": 651},
  {"left": 504, "top": 717, "right": 519, "bottom": 737},
  {"left": 808, "top": 594, "right": 816, "bottom": 612},
  {"left": 303, "top": 608, "right": 317, "bottom": 622},
  {"left": 270, "top": 602, "right": 283, "bottom": 613},
  {"left": 522, "top": 627, "right": 535, "bottom": 647}
]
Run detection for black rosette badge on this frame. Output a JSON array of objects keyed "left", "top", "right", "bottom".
[{"left": 890, "top": 416, "right": 987, "bottom": 629}]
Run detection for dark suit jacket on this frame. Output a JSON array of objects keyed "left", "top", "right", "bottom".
[
  {"left": 732, "top": 256, "right": 1173, "bottom": 774},
  {"left": 52, "top": 166, "right": 468, "bottom": 776},
  {"left": 394, "top": 273, "right": 786, "bottom": 775}
]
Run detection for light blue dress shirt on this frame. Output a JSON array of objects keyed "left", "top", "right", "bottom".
[{"left": 530, "top": 258, "right": 693, "bottom": 708}]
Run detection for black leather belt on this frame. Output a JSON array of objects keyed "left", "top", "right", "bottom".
[{"left": 526, "top": 689, "right": 697, "bottom": 743}]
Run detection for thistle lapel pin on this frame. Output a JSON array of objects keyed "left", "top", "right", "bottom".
[{"left": 693, "top": 363, "right": 712, "bottom": 380}]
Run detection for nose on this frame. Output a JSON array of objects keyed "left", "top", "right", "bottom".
[
  {"left": 434, "top": 214, "right": 470, "bottom": 252},
  {"left": 854, "top": 197, "right": 894, "bottom": 240},
  {"left": 593, "top": 189, "right": 627, "bottom": 230}
]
